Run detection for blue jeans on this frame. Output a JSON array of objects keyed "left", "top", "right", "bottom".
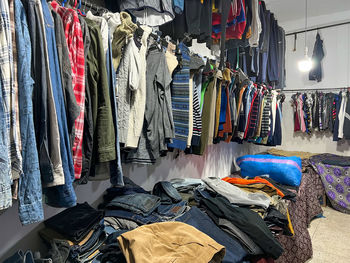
[
  {"left": 40, "top": 0, "right": 76, "bottom": 207},
  {"left": 70, "top": 223, "right": 107, "bottom": 262},
  {"left": 107, "top": 193, "right": 161, "bottom": 217},
  {"left": 106, "top": 33, "right": 124, "bottom": 186},
  {"left": 157, "top": 200, "right": 187, "bottom": 219},
  {"left": 105, "top": 200, "right": 187, "bottom": 224},
  {"left": 15, "top": 0, "right": 44, "bottom": 225},
  {"left": 4, "top": 250, "right": 36, "bottom": 263},
  {"left": 104, "top": 209, "right": 163, "bottom": 225},
  {"left": 176, "top": 207, "right": 248, "bottom": 263}
]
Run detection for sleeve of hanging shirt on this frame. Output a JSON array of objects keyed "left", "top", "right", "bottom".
[{"left": 71, "top": 13, "right": 86, "bottom": 179}]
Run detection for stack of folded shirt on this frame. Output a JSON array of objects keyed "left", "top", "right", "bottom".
[{"left": 40, "top": 202, "right": 105, "bottom": 263}]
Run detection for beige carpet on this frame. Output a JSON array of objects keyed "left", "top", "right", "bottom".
[{"left": 307, "top": 206, "right": 350, "bottom": 263}]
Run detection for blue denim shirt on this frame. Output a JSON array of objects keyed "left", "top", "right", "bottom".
[
  {"left": 106, "top": 32, "right": 124, "bottom": 186},
  {"left": 15, "top": 0, "right": 44, "bottom": 225},
  {"left": 40, "top": 0, "right": 76, "bottom": 207}
]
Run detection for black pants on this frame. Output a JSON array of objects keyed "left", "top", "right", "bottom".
[{"left": 200, "top": 195, "right": 284, "bottom": 259}]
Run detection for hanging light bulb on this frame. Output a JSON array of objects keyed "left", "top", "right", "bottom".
[
  {"left": 298, "top": 0, "right": 313, "bottom": 72},
  {"left": 298, "top": 47, "right": 313, "bottom": 72}
]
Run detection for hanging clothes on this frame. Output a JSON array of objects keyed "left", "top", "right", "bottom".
[
  {"left": 127, "top": 44, "right": 173, "bottom": 164},
  {"left": 42, "top": 0, "right": 77, "bottom": 207},
  {"left": 168, "top": 43, "right": 191, "bottom": 151},
  {"left": 309, "top": 33, "right": 325, "bottom": 82},
  {"left": 0, "top": 0, "right": 13, "bottom": 211},
  {"left": 51, "top": 1, "right": 86, "bottom": 180}
]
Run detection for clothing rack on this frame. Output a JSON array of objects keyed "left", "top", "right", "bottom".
[
  {"left": 286, "top": 20, "right": 350, "bottom": 36},
  {"left": 80, "top": 0, "right": 108, "bottom": 13},
  {"left": 283, "top": 87, "right": 349, "bottom": 93}
]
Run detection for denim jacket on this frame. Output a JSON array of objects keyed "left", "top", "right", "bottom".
[
  {"left": 40, "top": 0, "right": 76, "bottom": 207},
  {"left": 15, "top": 0, "right": 44, "bottom": 225}
]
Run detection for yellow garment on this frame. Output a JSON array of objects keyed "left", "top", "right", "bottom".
[
  {"left": 214, "top": 68, "right": 230, "bottom": 138},
  {"left": 117, "top": 222, "right": 226, "bottom": 263},
  {"left": 246, "top": 27, "right": 252, "bottom": 39},
  {"left": 208, "top": 70, "right": 221, "bottom": 145},
  {"left": 236, "top": 85, "right": 247, "bottom": 118},
  {"left": 112, "top": 12, "right": 137, "bottom": 70},
  {"left": 267, "top": 149, "right": 318, "bottom": 160},
  {"left": 212, "top": 1, "right": 218, "bottom": 12},
  {"left": 222, "top": 68, "right": 231, "bottom": 82}
]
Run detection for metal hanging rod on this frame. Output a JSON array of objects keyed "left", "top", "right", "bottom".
[
  {"left": 80, "top": 0, "right": 108, "bottom": 12},
  {"left": 283, "top": 87, "right": 349, "bottom": 93},
  {"left": 286, "top": 20, "right": 350, "bottom": 36}
]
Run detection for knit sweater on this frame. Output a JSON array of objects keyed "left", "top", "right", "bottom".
[
  {"left": 260, "top": 93, "right": 272, "bottom": 137},
  {"left": 116, "top": 38, "right": 141, "bottom": 145},
  {"left": 168, "top": 43, "right": 191, "bottom": 151}
]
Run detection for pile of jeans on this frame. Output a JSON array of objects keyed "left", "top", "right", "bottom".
[
  {"left": 101, "top": 177, "right": 188, "bottom": 227},
  {"left": 39, "top": 203, "right": 106, "bottom": 263},
  {"left": 4, "top": 251, "right": 52, "bottom": 263}
]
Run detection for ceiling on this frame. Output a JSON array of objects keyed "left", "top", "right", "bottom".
[{"left": 264, "top": 0, "right": 350, "bottom": 23}]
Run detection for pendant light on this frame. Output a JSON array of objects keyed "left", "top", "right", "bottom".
[{"left": 298, "top": 0, "right": 313, "bottom": 72}]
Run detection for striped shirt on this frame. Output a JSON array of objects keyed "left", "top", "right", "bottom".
[
  {"left": 192, "top": 73, "right": 202, "bottom": 146},
  {"left": 260, "top": 93, "right": 272, "bottom": 137},
  {"left": 168, "top": 43, "right": 190, "bottom": 151},
  {"left": 51, "top": 1, "right": 85, "bottom": 179}
]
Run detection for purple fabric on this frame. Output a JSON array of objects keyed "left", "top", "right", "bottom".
[{"left": 310, "top": 154, "right": 350, "bottom": 214}]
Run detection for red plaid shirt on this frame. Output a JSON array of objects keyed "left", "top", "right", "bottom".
[{"left": 51, "top": 1, "right": 85, "bottom": 179}]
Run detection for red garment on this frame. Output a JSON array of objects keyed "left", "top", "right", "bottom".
[
  {"left": 212, "top": 2, "right": 240, "bottom": 26},
  {"left": 51, "top": 1, "right": 85, "bottom": 179},
  {"left": 212, "top": 0, "right": 246, "bottom": 40},
  {"left": 226, "top": 0, "right": 246, "bottom": 40},
  {"left": 294, "top": 100, "right": 300, "bottom": 131}
]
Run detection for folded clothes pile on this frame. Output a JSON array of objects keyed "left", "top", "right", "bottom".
[
  {"left": 5, "top": 170, "right": 300, "bottom": 263},
  {"left": 39, "top": 203, "right": 105, "bottom": 263}
]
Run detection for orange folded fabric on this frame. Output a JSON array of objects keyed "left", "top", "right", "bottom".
[{"left": 222, "top": 177, "right": 285, "bottom": 198}]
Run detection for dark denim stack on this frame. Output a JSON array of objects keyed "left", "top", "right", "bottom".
[
  {"left": 102, "top": 178, "right": 188, "bottom": 225},
  {"left": 39, "top": 203, "right": 106, "bottom": 263}
]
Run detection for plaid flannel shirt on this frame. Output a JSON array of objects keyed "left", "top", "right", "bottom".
[
  {"left": 0, "top": 0, "right": 22, "bottom": 181},
  {"left": 51, "top": 1, "right": 85, "bottom": 179}
]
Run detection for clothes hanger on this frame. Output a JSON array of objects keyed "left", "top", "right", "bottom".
[
  {"left": 77, "top": 0, "right": 85, "bottom": 16},
  {"left": 72, "top": 0, "right": 77, "bottom": 9}
]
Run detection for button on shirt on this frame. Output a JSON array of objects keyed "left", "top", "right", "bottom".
[{"left": 51, "top": 1, "right": 86, "bottom": 179}]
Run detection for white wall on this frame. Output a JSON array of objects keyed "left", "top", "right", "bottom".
[{"left": 276, "top": 15, "right": 350, "bottom": 155}]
